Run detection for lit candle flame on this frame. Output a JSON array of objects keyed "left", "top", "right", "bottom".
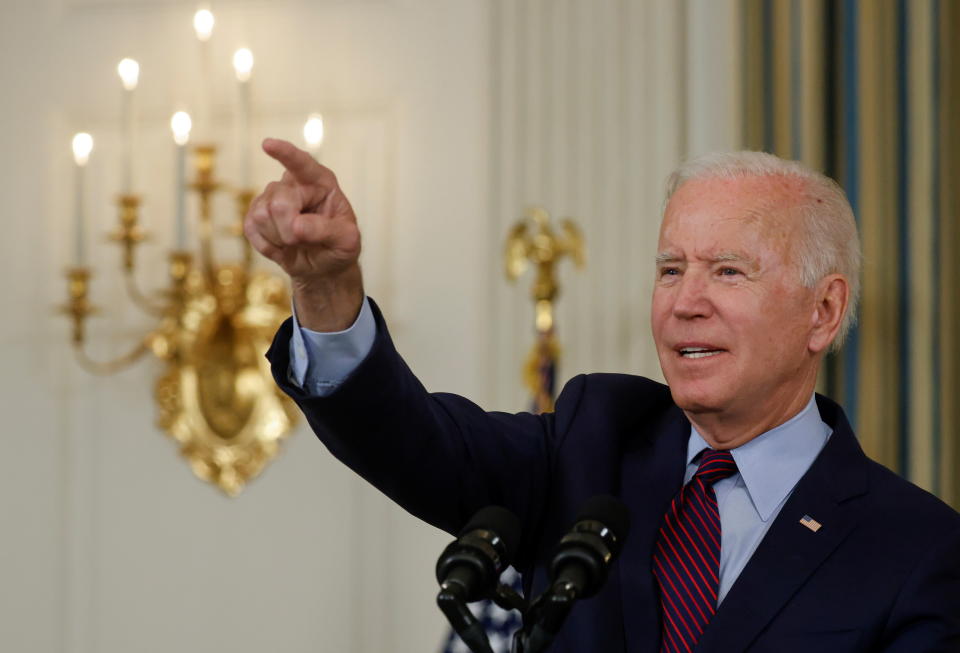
[
  {"left": 117, "top": 58, "right": 140, "bottom": 91},
  {"left": 171, "top": 111, "right": 193, "bottom": 146},
  {"left": 72, "top": 133, "right": 94, "bottom": 166},
  {"left": 193, "top": 7, "right": 214, "bottom": 41},
  {"left": 233, "top": 48, "right": 254, "bottom": 82},
  {"left": 303, "top": 114, "right": 324, "bottom": 149}
]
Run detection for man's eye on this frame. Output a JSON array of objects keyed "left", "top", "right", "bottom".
[
  {"left": 660, "top": 267, "right": 680, "bottom": 276},
  {"left": 719, "top": 267, "right": 741, "bottom": 276}
]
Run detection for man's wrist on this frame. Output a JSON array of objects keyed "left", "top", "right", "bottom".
[{"left": 291, "top": 266, "right": 364, "bottom": 332}]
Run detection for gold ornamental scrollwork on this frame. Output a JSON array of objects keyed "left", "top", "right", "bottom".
[{"left": 152, "top": 264, "right": 299, "bottom": 496}]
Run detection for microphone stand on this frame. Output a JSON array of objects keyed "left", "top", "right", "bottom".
[
  {"left": 437, "top": 585, "right": 495, "bottom": 653},
  {"left": 438, "top": 572, "right": 584, "bottom": 653},
  {"left": 510, "top": 580, "right": 578, "bottom": 653},
  {"left": 437, "top": 581, "right": 527, "bottom": 653}
]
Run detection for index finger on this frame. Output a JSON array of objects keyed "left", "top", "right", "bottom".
[{"left": 262, "top": 138, "right": 330, "bottom": 185}]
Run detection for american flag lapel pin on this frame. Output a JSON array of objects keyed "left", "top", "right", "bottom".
[{"left": 799, "top": 514, "right": 822, "bottom": 532}]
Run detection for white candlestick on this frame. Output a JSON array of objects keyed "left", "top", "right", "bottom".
[
  {"left": 193, "top": 9, "right": 214, "bottom": 142},
  {"left": 71, "top": 132, "right": 93, "bottom": 266},
  {"left": 233, "top": 48, "right": 254, "bottom": 188},
  {"left": 237, "top": 79, "right": 251, "bottom": 186},
  {"left": 198, "top": 41, "right": 211, "bottom": 141},
  {"left": 176, "top": 143, "right": 187, "bottom": 249},
  {"left": 74, "top": 162, "right": 86, "bottom": 266},
  {"left": 117, "top": 58, "right": 139, "bottom": 194},
  {"left": 121, "top": 87, "right": 134, "bottom": 193},
  {"left": 170, "top": 111, "right": 193, "bottom": 249}
]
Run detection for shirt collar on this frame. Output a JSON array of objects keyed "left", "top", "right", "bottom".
[{"left": 686, "top": 394, "right": 832, "bottom": 521}]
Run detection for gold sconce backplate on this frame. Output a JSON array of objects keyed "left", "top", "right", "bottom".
[{"left": 152, "top": 267, "right": 298, "bottom": 496}]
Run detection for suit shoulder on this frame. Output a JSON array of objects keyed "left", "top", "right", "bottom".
[
  {"left": 583, "top": 372, "right": 672, "bottom": 401},
  {"left": 554, "top": 372, "right": 675, "bottom": 424},
  {"left": 864, "top": 458, "right": 960, "bottom": 530},
  {"left": 556, "top": 372, "right": 671, "bottom": 404}
]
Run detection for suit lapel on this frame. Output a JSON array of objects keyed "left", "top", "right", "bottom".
[
  {"left": 696, "top": 396, "right": 869, "bottom": 652},
  {"left": 619, "top": 405, "right": 689, "bottom": 653}
]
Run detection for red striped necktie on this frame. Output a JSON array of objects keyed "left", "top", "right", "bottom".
[{"left": 653, "top": 449, "right": 738, "bottom": 653}]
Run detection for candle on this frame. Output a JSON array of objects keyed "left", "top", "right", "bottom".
[
  {"left": 303, "top": 113, "right": 324, "bottom": 161},
  {"left": 71, "top": 133, "right": 94, "bottom": 266},
  {"left": 171, "top": 111, "right": 192, "bottom": 249},
  {"left": 117, "top": 58, "right": 139, "bottom": 194},
  {"left": 232, "top": 48, "right": 253, "bottom": 188},
  {"left": 193, "top": 8, "right": 214, "bottom": 141}
]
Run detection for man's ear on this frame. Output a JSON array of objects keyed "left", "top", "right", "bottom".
[{"left": 808, "top": 274, "right": 849, "bottom": 354}]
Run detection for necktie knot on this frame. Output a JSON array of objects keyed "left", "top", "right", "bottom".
[{"left": 694, "top": 449, "right": 738, "bottom": 486}]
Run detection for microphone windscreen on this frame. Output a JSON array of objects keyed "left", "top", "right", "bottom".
[
  {"left": 575, "top": 495, "right": 630, "bottom": 543},
  {"left": 460, "top": 505, "right": 522, "bottom": 562}
]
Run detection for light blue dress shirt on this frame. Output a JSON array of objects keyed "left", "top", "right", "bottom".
[
  {"left": 288, "top": 298, "right": 832, "bottom": 604},
  {"left": 288, "top": 296, "right": 377, "bottom": 395},
  {"left": 686, "top": 396, "right": 832, "bottom": 603}
]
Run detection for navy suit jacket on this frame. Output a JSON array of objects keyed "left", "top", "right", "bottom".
[{"left": 267, "top": 300, "right": 960, "bottom": 652}]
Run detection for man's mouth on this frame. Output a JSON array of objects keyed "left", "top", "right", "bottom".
[{"left": 678, "top": 346, "right": 725, "bottom": 359}]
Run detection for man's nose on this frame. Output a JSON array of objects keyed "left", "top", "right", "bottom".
[{"left": 672, "top": 272, "right": 713, "bottom": 319}]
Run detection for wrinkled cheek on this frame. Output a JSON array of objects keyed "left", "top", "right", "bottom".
[
  {"left": 655, "top": 350, "right": 676, "bottom": 383},
  {"left": 649, "top": 306, "right": 666, "bottom": 336}
]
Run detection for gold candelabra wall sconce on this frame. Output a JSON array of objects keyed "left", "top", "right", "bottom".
[
  {"left": 58, "top": 9, "right": 325, "bottom": 496},
  {"left": 61, "top": 143, "right": 298, "bottom": 497}
]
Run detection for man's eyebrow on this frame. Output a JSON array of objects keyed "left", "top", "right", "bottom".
[{"left": 654, "top": 252, "right": 758, "bottom": 265}]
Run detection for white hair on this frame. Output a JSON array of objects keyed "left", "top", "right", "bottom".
[{"left": 664, "top": 151, "right": 862, "bottom": 352}]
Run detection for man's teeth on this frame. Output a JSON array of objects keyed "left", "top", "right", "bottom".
[{"left": 680, "top": 348, "right": 722, "bottom": 359}]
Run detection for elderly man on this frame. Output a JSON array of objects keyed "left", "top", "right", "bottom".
[{"left": 246, "top": 140, "right": 960, "bottom": 652}]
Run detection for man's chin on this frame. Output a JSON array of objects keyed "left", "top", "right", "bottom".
[{"left": 666, "top": 384, "right": 728, "bottom": 415}]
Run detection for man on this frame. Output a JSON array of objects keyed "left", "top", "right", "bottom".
[{"left": 245, "top": 139, "right": 960, "bottom": 652}]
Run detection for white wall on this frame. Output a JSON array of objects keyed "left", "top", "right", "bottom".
[
  {"left": 486, "top": 0, "right": 742, "bottom": 409},
  {"left": 0, "top": 0, "right": 740, "bottom": 651}
]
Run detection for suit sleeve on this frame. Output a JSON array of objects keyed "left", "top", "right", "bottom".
[
  {"left": 266, "top": 298, "right": 587, "bottom": 564},
  {"left": 878, "top": 523, "right": 960, "bottom": 652}
]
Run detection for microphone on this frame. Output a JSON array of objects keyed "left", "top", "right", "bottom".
[
  {"left": 549, "top": 495, "right": 630, "bottom": 598},
  {"left": 513, "top": 496, "right": 630, "bottom": 653},
  {"left": 436, "top": 505, "right": 522, "bottom": 601},
  {"left": 435, "top": 506, "right": 522, "bottom": 653}
]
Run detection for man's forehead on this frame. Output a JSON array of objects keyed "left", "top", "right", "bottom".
[
  {"left": 659, "top": 201, "right": 798, "bottom": 258},
  {"left": 662, "top": 175, "right": 806, "bottom": 231},
  {"left": 661, "top": 205, "right": 777, "bottom": 231},
  {"left": 655, "top": 249, "right": 758, "bottom": 264}
]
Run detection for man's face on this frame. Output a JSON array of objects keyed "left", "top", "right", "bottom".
[{"left": 651, "top": 175, "right": 818, "bottom": 425}]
